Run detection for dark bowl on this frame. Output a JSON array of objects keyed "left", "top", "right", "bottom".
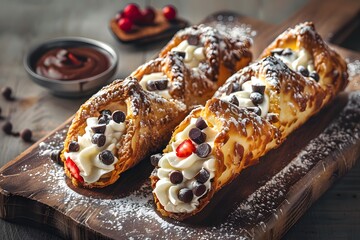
[{"left": 24, "top": 37, "right": 118, "bottom": 98}]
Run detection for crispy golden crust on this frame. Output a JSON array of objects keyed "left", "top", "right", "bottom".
[
  {"left": 159, "top": 24, "right": 252, "bottom": 85},
  {"left": 150, "top": 22, "right": 349, "bottom": 220},
  {"left": 61, "top": 78, "right": 188, "bottom": 188}
]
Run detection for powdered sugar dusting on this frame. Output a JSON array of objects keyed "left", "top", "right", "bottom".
[{"left": 347, "top": 59, "right": 360, "bottom": 81}]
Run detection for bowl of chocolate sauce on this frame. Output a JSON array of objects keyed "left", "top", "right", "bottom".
[{"left": 24, "top": 37, "right": 118, "bottom": 97}]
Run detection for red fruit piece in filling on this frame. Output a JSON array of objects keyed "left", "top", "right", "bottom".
[
  {"left": 123, "top": 3, "right": 142, "bottom": 22},
  {"left": 176, "top": 139, "right": 196, "bottom": 158},
  {"left": 66, "top": 157, "right": 84, "bottom": 183},
  {"left": 117, "top": 18, "right": 133, "bottom": 32},
  {"left": 162, "top": 5, "right": 177, "bottom": 21}
]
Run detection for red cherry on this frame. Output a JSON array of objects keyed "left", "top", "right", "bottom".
[
  {"left": 123, "top": 3, "right": 142, "bottom": 22},
  {"left": 163, "top": 5, "right": 177, "bottom": 21},
  {"left": 115, "top": 11, "right": 125, "bottom": 21},
  {"left": 66, "top": 157, "right": 84, "bottom": 183},
  {"left": 140, "top": 7, "right": 156, "bottom": 25},
  {"left": 176, "top": 139, "right": 196, "bottom": 158},
  {"left": 117, "top": 18, "right": 133, "bottom": 32}
]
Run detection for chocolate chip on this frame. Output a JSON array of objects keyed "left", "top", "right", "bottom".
[
  {"left": 252, "top": 83, "right": 266, "bottom": 95},
  {"left": 91, "top": 124, "right": 106, "bottom": 134},
  {"left": 178, "top": 188, "right": 193, "bottom": 203},
  {"left": 169, "top": 170, "right": 183, "bottom": 184},
  {"left": 189, "top": 128, "right": 206, "bottom": 144},
  {"left": 50, "top": 150, "right": 61, "bottom": 163},
  {"left": 187, "top": 35, "right": 199, "bottom": 46},
  {"left": 146, "top": 80, "right": 157, "bottom": 91},
  {"left": 270, "top": 48, "right": 284, "bottom": 56},
  {"left": 173, "top": 51, "right": 186, "bottom": 58},
  {"left": 92, "top": 133, "right": 106, "bottom": 147},
  {"left": 195, "top": 117, "right": 208, "bottom": 130},
  {"left": 298, "top": 66, "right": 309, "bottom": 77},
  {"left": 309, "top": 71, "right": 320, "bottom": 81},
  {"left": 282, "top": 48, "right": 293, "bottom": 56},
  {"left": 195, "top": 143, "right": 212, "bottom": 158},
  {"left": 100, "top": 109, "right": 112, "bottom": 116},
  {"left": 112, "top": 110, "right": 126, "bottom": 123},
  {"left": 99, "top": 150, "right": 114, "bottom": 165},
  {"left": 154, "top": 79, "right": 168, "bottom": 90},
  {"left": 20, "top": 128, "right": 32, "bottom": 142},
  {"left": 226, "top": 82, "right": 241, "bottom": 95},
  {"left": 250, "top": 92, "right": 264, "bottom": 105},
  {"left": 98, "top": 115, "right": 110, "bottom": 125},
  {"left": 150, "top": 153, "right": 162, "bottom": 167},
  {"left": 267, "top": 113, "right": 279, "bottom": 123},
  {"left": 229, "top": 95, "right": 239, "bottom": 106},
  {"left": 193, "top": 182, "right": 207, "bottom": 197},
  {"left": 1, "top": 87, "right": 13, "bottom": 100},
  {"left": 2, "top": 121, "right": 12, "bottom": 134},
  {"left": 69, "top": 141, "right": 80, "bottom": 152},
  {"left": 246, "top": 107, "right": 262, "bottom": 116},
  {"left": 195, "top": 167, "right": 210, "bottom": 183}
]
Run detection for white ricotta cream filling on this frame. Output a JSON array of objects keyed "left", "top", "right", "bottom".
[
  {"left": 171, "top": 40, "right": 206, "bottom": 69},
  {"left": 273, "top": 48, "right": 315, "bottom": 72},
  {"left": 64, "top": 117, "right": 126, "bottom": 183},
  {"left": 153, "top": 118, "right": 218, "bottom": 213},
  {"left": 220, "top": 77, "right": 270, "bottom": 117}
]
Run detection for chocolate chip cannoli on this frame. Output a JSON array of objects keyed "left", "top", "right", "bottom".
[
  {"left": 131, "top": 24, "right": 252, "bottom": 108},
  {"left": 61, "top": 78, "right": 188, "bottom": 188},
  {"left": 150, "top": 22, "right": 348, "bottom": 220}
]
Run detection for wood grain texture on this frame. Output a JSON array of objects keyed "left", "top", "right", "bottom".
[{"left": 0, "top": 0, "right": 359, "bottom": 239}]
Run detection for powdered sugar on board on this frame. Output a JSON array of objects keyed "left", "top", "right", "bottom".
[{"left": 7, "top": 91, "right": 356, "bottom": 239}]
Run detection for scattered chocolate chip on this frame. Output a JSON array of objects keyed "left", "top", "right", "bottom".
[
  {"left": 187, "top": 35, "right": 199, "bottom": 46},
  {"left": 173, "top": 51, "right": 186, "bottom": 58},
  {"left": 282, "top": 48, "right": 293, "bottom": 56},
  {"left": 193, "top": 182, "right": 207, "bottom": 197},
  {"left": 91, "top": 124, "right": 106, "bottom": 134},
  {"left": 246, "top": 107, "right": 262, "bottom": 116},
  {"left": 298, "top": 66, "right": 309, "bottom": 77},
  {"left": 1, "top": 87, "right": 13, "bottom": 100},
  {"left": 270, "top": 48, "right": 284, "bottom": 56},
  {"left": 252, "top": 83, "right": 266, "bottom": 95},
  {"left": 229, "top": 95, "right": 239, "bottom": 106},
  {"left": 2, "top": 121, "right": 12, "bottom": 134},
  {"left": 309, "top": 71, "right": 320, "bottom": 81},
  {"left": 195, "top": 167, "right": 210, "bottom": 183},
  {"left": 195, "top": 117, "right": 208, "bottom": 130},
  {"left": 250, "top": 92, "right": 264, "bottom": 105},
  {"left": 150, "top": 153, "right": 162, "bottom": 167},
  {"left": 99, "top": 150, "right": 114, "bottom": 165},
  {"left": 169, "top": 170, "right": 183, "bottom": 184},
  {"left": 92, "top": 133, "right": 106, "bottom": 147},
  {"left": 20, "top": 128, "right": 32, "bottom": 142},
  {"left": 146, "top": 80, "right": 157, "bottom": 91},
  {"left": 178, "top": 188, "right": 193, "bottom": 203},
  {"left": 69, "top": 141, "right": 80, "bottom": 152},
  {"left": 50, "top": 150, "right": 61, "bottom": 163},
  {"left": 227, "top": 82, "right": 241, "bottom": 95},
  {"left": 195, "top": 143, "right": 212, "bottom": 158},
  {"left": 98, "top": 115, "right": 110, "bottom": 125},
  {"left": 100, "top": 109, "right": 112, "bottom": 116},
  {"left": 189, "top": 128, "right": 206, "bottom": 144},
  {"left": 155, "top": 79, "right": 168, "bottom": 90},
  {"left": 112, "top": 110, "right": 126, "bottom": 123}
]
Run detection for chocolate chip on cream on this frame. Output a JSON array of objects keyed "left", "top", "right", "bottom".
[
  {"left": 139, "top": 72, "right": 171, "bottom": 99},
  {"left": 64, "top": 112, "right": 126, "bottom": 184},
  {"left": 153, "top": 118, "right": 217, "bottom": 213},
  {"left": 171, "top": 39, "right": 205, "bottom": 69}
]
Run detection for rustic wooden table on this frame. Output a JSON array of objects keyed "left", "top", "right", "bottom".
[{"left": 0, "top": 0, "right": 359, "bottom": 239}]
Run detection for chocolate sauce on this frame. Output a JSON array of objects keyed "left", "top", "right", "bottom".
[{"left": 36, "top": 47, "right": 110, "bottom": 80}]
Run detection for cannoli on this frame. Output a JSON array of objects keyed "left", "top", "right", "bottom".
[
  {"left": 61, "top": 78, "right": 188, "bottom": 188},
  {"left": 150, "top": 22, "right": 348, "bottom": 220},
  {"left": 131, "top": 24, "right": 252, "bottom": 107}
]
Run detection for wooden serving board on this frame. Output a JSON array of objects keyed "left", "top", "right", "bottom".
[{"left": 1, "top": 0, "right": 360, "bottom": 239}]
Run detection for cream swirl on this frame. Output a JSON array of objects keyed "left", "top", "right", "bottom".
[
  {"left": 64, "top": 117, "right": 125, "bottom": 183},
  {"left": 153, "top": 118, "right": 218, "bottom": 213},
  {"left": 171, "top": 40, "right": 205, "bottom": 69}
]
